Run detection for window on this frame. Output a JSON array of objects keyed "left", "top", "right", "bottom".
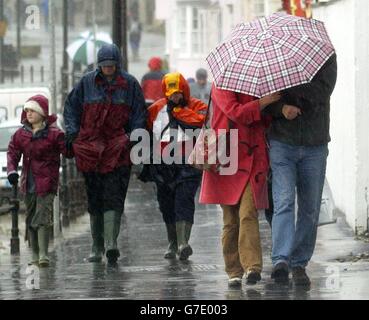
[
  {"left": 178, "top": 6, "right": 187, "bottom": 53},
  {"left": 15, "top": 105, "right": 23, "bottom": 119},
  {"left": 178, "top": 5, "right": 206, "bottom": 57},
  {"left": 192, "top": 7, "right": 200, "bottom": 54},
  {"left": 0, "top": 107, "right": 7, "bottom": 123},
  {"left": 254, "top": 0, "right": 266, "bottom": 18}
]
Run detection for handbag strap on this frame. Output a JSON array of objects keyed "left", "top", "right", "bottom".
[
  {"left": 203, "top": 91, "right": 233, "bottom": 131},
  {"left": 204, "top": 93, "right": 212, "bottom": 130}
]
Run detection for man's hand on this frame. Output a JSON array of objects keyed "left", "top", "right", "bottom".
[
  {"left": 65, "top": 133, "right": 78, "bottom": 153},
  {"left": 282, "top": 105, "right": 302, "bottom": 120},
  {"left": 8, "top": 173, "right": 19, "bottom": 186},
  {"left": 259, "top": 92, "right": 282, "bottom": 109}
]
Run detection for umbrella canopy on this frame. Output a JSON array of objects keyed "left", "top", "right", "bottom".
[
  {"left": 67, "top": 31, "right": 113, "bottom": 66},
  {"left": 207, "top": 13, "right": 335, "bottom": 98}
]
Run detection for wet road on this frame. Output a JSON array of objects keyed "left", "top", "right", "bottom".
[{"left": 0, "top": 176, "right": 369, "bottom": 300}]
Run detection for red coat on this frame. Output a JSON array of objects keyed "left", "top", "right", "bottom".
[
  {"left": 199, "top": 85, "right": 270, "bottom": 209},
  {"left": 7, "top": 120, "right": 67, "bottom": 196},
  {"left": 64, "top": 71, "right": 147, "bottom": 174},
  {"left": 141, "top": 71, "right": 165, "bottom": 103}
]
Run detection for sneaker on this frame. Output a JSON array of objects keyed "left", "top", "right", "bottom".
[
  {"left": 228, "top": 277, "right": 242, "bottom": 288},
  {"left": 292, "top": 267, "right": 311, "bottom": 286},
  {"left": 246, "top": 271, "right": 261, "bottom": 285},
  {"left": 271, "top": 262, "right": 289, "bottom": 283}
]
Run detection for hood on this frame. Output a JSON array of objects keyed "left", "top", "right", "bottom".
[
  {"left": 148, "top": 57, "right": 162, "bottom": 71},
  {"left": 97, "top": 43, "right": 123, "bottom": 71},
  {"left": 21, "top": 94, "right": 57, "bottom": 126},
  {"left": 162, "top": 72, "right": 190, "bottom": 102}
]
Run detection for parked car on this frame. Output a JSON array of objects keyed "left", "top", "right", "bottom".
[
  {"left": 0, "top": 86, "right": 51, "bottom": 125},
  {"left": 0, "top": 120, "right": 22, "bottom": 195}
]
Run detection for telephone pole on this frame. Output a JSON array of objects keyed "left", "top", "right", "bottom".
[
  {"left": 49, "top": 0, "right": 60, "bottom": 238},
  {"left": 0, "top": 0, "right": 4, "bottom": 83},
  {"left": 112, "top": 0, "right": 128, "bottom": 71}
]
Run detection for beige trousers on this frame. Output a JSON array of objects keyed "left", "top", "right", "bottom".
[{"left": 221, "top": 184, "right": 262, "bottom": 278}]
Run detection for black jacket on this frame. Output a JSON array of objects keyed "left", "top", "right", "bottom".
[{"left": 264, "top": 53, "right": 337, "bottom": 146}]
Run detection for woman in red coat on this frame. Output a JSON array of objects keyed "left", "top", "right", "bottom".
[{"left": 199, "top": 85, "right": 280, "bottom": 286}]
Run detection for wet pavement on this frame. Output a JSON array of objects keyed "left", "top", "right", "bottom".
[{"left": 0, "top": 176, "right": 369, "bottom": 300}]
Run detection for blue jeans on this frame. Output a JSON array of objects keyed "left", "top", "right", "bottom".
[{"left": 269, "top": 140, "right": 328, "bottom": 268}]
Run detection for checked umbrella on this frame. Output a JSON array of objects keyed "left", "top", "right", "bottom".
[{"left": 207, "top": 12, "right": 335, "bottom": 98}]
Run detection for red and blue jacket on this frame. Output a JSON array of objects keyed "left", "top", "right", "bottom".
[{"left": 63, "top": 44, "right": 146, "bottom": 173}]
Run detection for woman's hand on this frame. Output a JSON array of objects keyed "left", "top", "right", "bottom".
[{"left": 259, "top": 92, "right": 282, "bottom": 109}]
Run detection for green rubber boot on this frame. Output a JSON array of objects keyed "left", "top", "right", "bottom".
[
  {"left": 88, "top": 214, "right": 105, "bottom": 263},
  {"left": 38, "top": 226, "right": 50, "bottom": 268},
  {"left": 176, "top": 221, "right": 193, "bottom": 260},
  {"left": 28, "top": 227, "right": 39, "bottom": 266},
  {"left": 164, "top": 224, "right": 177, "bottom": 259},
  {"left": 185, "top": 221, "right": 193, "bottom": 244},
  {"left": 104, "top": 211, "right": 121, "bottom": 264}
]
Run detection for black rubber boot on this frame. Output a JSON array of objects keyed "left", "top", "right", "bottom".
[
  {"left": 164, "top": 224, "right": 178, "bottom": 259},
  {"left": 28, "top": 227, "right": 39, "bottom": 266},
  {"left": 104, "top": 211, "right": 121, "bottom": 265},
  {"left": 88, "top": 214, "right": 105, "bottom": 263},
  {"left": 38, "top": 226, "right": 50, "bottom": 268},
  {"left": 176, "top": 221, "right": 193, "bottom": 261}
]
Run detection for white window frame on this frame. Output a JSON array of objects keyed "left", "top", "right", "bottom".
[
  {"left": 254, "top": 0, "right": 267, "bottom": 18},
  {"left": 177, "top": 5, "right": 207, "bottom": 58},
  {"left": 15, "top": 105, "right": 23, "bottom": 119},
  {"left": 0, "top": 107, "right": 7, "bottom": 123}
]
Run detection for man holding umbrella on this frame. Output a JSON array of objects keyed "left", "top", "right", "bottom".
[
  {"left": 63, "top": 44, "right": 146, "bottom": 265},
  {"left": 265, "top": 54, "right": 337, "bottom": 286}
]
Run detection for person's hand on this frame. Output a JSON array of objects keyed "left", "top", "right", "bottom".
[
  {"left": 259, "top": 92, "right": 282, "bottom": 109},
  {"left": 282, "top": 105, "right": 302, "bottom": 120},
  {"left": 65, "top": 133, "right": 78, "bottom": 153},
  {"left": 167, "top": 100, "right": 176, "bottom": 112},
  {"left": 8, "top": 173, "right": 19, "bottom": 186},
  {"left": 167, "top": 99, "right": 186, "bottom": 113}
]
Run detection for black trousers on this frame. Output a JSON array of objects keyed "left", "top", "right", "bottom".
[
  {"left": 154, "top": 164, "right": 201, "bottom": 225},
  {"left": 83, "top": 166, "right": 131, "bottom": 216}
]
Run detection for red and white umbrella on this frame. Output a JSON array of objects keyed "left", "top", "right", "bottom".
[{"left": 207, "top": 13, "right": 335, "bottom": 98}]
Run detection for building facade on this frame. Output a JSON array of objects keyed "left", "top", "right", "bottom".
[
  {"left": 313, "top": 0, "right": 369, "bottom": 234},
  {"left": 156, "top": 0, "right": 281, "bottom": 79}
]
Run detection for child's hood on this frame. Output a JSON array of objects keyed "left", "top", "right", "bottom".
[{"left": 21, "top": 95, "right": 57, "bottom": 126}]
